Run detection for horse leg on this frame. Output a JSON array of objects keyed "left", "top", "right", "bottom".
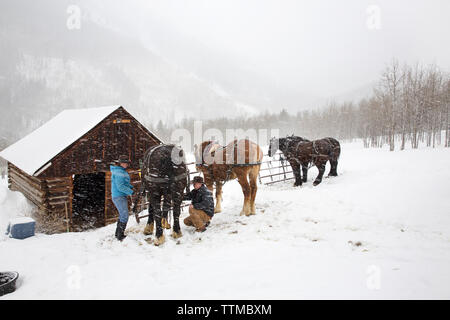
[
  {"left": 171, "top": 204, "right": 182, "bottom": 239},
  {"left": 301, "top": 164, "right": 308, "bottom": 183},
  {"left": 248, "top": 166, "right": 259, "bottom": 215},
  {"left": 313, "top": 161, "right": 326, "bottom": 186},
  {"left": 171, "top": 186, "right": 183, "bottom": 239},
  {"left": 237, "top": 173, "right": 251, "bottom": 216},
  {"left": 290, "top": 162, "right": 302, "bottom": 187},
  {"left": 151, "top": 192, "right": 165, "bottom": 246},
  {"left": 161, "top": 190, "right": 171, "bottom": 229},
  {"left": 144, "top": 205, "right": 154, "bottom": 235},
  {"left": 214, "top": 181, "right": 223, "bottom": 213},
  {"left": 328, "top": 159, "right": 338, "bottom": 177}
]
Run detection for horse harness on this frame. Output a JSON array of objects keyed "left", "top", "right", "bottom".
[
  {"left": 143, "top": 144, "right": 189, "bottom": 185},
  {"left": 198, "top": 141, "right": 263, "bottom": 184},
  {"left": 283, "top": 138, "right": 329, "bottom": 169}
]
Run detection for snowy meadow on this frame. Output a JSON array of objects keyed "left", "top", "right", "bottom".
[{"left": 1, "top": 140, "right": 449, "bottom": 299}]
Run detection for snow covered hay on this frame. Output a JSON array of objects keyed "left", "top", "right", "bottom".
[{"left": 0, "top": 106, "right": 161, "bottom": 233}]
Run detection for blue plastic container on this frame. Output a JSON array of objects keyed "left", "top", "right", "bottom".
[{"left": 6, "top": 218, "right": 36, "bottom": 240}]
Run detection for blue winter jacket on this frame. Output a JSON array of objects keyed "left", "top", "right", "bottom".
[{"left": 110, "top": 165, "right": 134, "bottom": 198}]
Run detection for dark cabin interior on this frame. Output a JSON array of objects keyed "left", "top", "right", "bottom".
[{"left": 72, "top": 172, "right": 105, "bottom": 230}]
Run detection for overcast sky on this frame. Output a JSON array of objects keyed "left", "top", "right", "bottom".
[
  {"left": 2, "top": 0, "right": 449, "bottom": 118},
  {"left": 129, "top": 0, "right": 449, "bottom": 98}
]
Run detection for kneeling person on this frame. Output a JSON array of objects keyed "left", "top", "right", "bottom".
[{"left": 184, "top": 176, "right": 214, "bottom": 232}]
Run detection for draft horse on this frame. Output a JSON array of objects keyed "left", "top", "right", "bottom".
[
  {"left": 195, "top": 139, "right": 264, "bottom": 216},
  {"left": 268, "top": 135, "right": 310, "bottom": 186},
  {"left": 269, "top": 136, "right": 341, "bottom": 186},
  {"left": 132, "top": 144, "right": 189, "bottom": 246}
]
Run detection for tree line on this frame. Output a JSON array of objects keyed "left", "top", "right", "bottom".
[{"left": 154, "top": 60, "right": 449, "bottom": 151}]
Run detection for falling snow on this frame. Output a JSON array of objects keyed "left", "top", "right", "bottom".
[{"left": 0, "top": 141, "right": 449, "bottom": 299}]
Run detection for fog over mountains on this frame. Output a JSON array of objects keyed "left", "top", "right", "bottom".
[{"left": 0, "top": 0, "right": 263, "bottom": 143}]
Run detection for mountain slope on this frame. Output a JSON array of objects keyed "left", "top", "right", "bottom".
[{"left": 0, "top": 0, "right": 254, "bottom": 143}]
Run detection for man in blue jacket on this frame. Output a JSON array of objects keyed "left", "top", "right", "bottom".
[{"left": 110, "top": 155, "right": 134, "bottom": 241}]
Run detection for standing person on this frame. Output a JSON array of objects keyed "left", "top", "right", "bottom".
[
  {"left": 110, "top": 155, "right": 134, "bottom": 241},
  {"left": 183, "top": 176, "right": 214, "bottom": 232}
]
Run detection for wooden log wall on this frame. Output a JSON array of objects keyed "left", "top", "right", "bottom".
[
  {"left": 8, "top": 163, "right": 73, "bottom": 233},
  {"left": 9, "top": 163, "right": 145, "bottom": 232},
  {"left": 45, "top": 176, "right": 73, "bottom": 232},
  {"left": 8, "top": 163, "right": 48, "bottom": 212}
]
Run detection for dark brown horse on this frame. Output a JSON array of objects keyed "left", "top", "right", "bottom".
[
  {"left": 132, "top": 144, "right": 189, "bottom": 246},
  {"left": 269, "top": 136, "right": 341, "bottom": 186},
  {"left": 195, "top": 139, "right": 264, "bottom": 216},
  {"left": 268, "top": 135, "right": 310, "bottom": 186}
]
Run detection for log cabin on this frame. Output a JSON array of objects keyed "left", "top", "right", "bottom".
[{"left": 0, "top": 106, "right": 162, "bottom": 233}]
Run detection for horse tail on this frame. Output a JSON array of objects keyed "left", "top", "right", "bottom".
[{"left": 324, "top": 137, "right": 341, "bottom": 161}]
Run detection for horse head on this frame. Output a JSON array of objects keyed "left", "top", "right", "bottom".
[
  {"left": 268, "top": 137, "right": 279, "bottom": 157},
  {"left": 269, "top": 137, "right": 291, "bottom": 157}
]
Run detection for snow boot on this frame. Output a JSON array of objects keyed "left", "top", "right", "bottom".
[{"left": 115, "top": 221, "right": 127, "bottom": 241}]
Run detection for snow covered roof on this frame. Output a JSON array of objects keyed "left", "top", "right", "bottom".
[{"left": 0, "top": 106, "right": 122, "bottom": 176}]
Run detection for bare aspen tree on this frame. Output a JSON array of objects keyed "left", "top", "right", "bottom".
[
  {"left": 379, "top": 59, "right": 403, "bottom": 151},
  {"left": 444, "top": 77, "right": 450, "bottom": 147},
  {"left": 159, "top": 61, "right": 448, "bottom": 151}
]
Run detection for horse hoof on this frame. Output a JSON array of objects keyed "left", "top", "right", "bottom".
[
  {"left": 214, "top": 208, "right": 222, "bottom": 214},
  {"left": 171, "top": 231, "right": 182, "bottom": 239},
  {"left": 154, "top": 235, "right": 165, "bottom": 246},
  {"left": 313, "top": 181, "right": 321, "bottom": 186},
  {"left": 143, "top": 223, "right": 154, "bottom": 235},
  {"left": 162, "top": 218, "right": 171, "bottom": 229}
]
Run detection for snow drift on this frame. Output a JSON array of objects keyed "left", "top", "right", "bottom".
[{"left": 0, "top": 141, "right": 449, "bottom": 299}]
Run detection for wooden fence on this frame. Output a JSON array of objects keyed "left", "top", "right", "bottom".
[{"left": 188, "top": 155, "right": 294, "bottom": 186}]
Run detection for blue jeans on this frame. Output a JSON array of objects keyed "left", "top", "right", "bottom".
[{"left": 112, "top": 196, "right": 129, "bottom": 223}]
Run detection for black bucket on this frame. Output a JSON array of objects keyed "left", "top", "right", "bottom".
[{"left": 0, "top": 272, "right": 19, "bottom": 297}]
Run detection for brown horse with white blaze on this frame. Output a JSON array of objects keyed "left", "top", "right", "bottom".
[{"left": 194, "top": 139, "right": 264, "bottom": 216}]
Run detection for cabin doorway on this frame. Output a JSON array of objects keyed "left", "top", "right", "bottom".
[{"left": 72, "top": 172, "right": 105, "bottom": 230}]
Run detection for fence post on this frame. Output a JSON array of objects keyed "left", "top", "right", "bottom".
[
  {"left": 280, "top": 155, "right": 287, "bottom": 181},
  {"left": 268, "top": 159, "right": 274, "bottom": 183}
]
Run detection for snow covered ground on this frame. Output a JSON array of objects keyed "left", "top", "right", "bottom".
[{"left": 1, "top": 141, "right": 449, "bottom": 299}]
